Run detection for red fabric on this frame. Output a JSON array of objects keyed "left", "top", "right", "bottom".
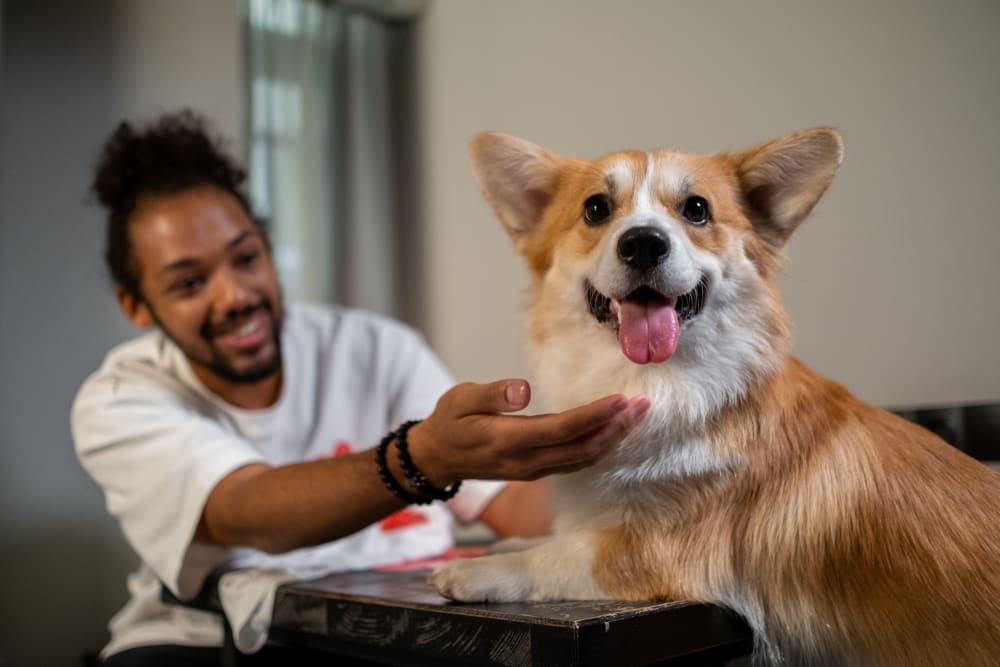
[
  {"left": 379, "top": 509, "right": 430, "bottom": 531},
  {"left": 373, "top": 546, "right": 487, "bottom": 571}
]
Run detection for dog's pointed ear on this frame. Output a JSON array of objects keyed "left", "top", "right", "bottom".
[
  {"left": 469, "top": 133, "right": 561, "bottom": 247},
  {"left": 736, "top": 128, "right": 844, "bottom": 249}
]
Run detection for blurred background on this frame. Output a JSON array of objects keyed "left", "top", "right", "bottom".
[{"left": 1, "top": 1, "right": 998, "bottom": 664}]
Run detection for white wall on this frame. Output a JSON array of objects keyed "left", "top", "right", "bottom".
[
  {"left": 416, "top": 0, "right": 1000, "bottom": 409},
  {"left": 0, "top": 2, "right": 241, "bottom": 665}
]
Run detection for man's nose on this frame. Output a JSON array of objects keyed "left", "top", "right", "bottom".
[{"left": 211, "top": 266, "right": 255, "bottom": 315}]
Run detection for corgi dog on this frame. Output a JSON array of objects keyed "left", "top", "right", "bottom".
[{"left": 430, "top": 129, "right": 1000, "bottom": 665}]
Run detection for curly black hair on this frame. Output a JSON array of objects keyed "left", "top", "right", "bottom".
[{"left": 91, "top": 109, "right": 259, "bottom": 299}]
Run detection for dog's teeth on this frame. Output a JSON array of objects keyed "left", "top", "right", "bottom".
[{"left": 610, "top": 299, "right": 622, "bottom": 324}]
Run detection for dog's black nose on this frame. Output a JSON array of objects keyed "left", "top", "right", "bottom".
[{"left": 617, "top": 227, "right": 670, "bottom": 270}]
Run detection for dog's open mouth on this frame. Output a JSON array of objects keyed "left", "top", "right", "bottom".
[{"left": 585, "top": 276, "right": 709, "bottom": 364}]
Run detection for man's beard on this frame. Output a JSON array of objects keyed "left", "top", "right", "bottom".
[{"left": 148, "top": 300, "right": 283, "bottom": 385}]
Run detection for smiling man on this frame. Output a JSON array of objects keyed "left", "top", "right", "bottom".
[
  {"left": 120, "top": 184, "right": 284, "bottom": 404},
  {"left": 72, "top": 111, "right": 649, "bottom": 666}
]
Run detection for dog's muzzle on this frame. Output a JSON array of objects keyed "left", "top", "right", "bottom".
[{"left": 585, "top": 277, "right": 709, "bottom": 327}]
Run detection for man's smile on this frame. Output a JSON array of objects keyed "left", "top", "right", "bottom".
[{"left": 205, "top": 304, "right": 274, "bottom": 353}]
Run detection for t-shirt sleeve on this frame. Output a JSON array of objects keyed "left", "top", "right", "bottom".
[
  {"left": 382, "top": 326, "right": 454, "bottom": 426},
  {"left": 381, "top": 324, "right": 506, "bottom": 523},
  {"left": 71, "top": 367, "right": 264, "bottom": 599}
]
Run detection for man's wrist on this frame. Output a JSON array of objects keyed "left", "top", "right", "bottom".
[
  {"left": 405, "top": 420, "right": 458, "bottom": 489},
  {"left": 374, "top": 430, "right": 423, "bottom": 504},
  {"left": 375, "top": 422, "right": 461, "bottom": 505}
]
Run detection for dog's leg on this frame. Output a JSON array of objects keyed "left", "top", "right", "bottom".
[{"left": 431, "top": 532, "right": 607, "bottom": 602}]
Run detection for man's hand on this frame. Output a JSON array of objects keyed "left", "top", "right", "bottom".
[{"left": 407, "top": 380, "right": 650, "bottom": 488}]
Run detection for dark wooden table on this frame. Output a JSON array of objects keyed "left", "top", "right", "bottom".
[{"left": 169, "top": 569, "right": 753, "bottom": 666}]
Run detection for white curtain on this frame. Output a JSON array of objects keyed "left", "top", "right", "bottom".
[{"left": 242, "top": 0, "right": 425, "bottom": 319}]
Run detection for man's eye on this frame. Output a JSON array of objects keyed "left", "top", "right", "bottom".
[
  {"left": 237, "top": 251, "right": 259, "bottom": 267},
  {"left": 173, "top": 277, "right": 204, "bottom": 294}
]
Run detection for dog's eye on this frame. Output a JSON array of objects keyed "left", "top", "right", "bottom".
[
  {"left": 681, "top": 196, "right": 710, "bottom": 225},
  {"left": 583, "top": 194, "right": 612, "bottom": 226}
]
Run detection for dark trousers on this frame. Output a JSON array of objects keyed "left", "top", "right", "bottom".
[{"left": 102, "top": 644, "right": 384, "bottom": 666}]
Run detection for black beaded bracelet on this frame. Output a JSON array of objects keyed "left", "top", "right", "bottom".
[
  {"left": 374, "top": 429, "right": 428, "bottom": 505},
  {"left": 393, "top": 419, "right": 462, "bottom": 502}
]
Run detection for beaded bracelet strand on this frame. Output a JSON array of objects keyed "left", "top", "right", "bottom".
[
  {"left": 374, "top": 420, "right": 462, "bottom": 505},
  {"left": 394, "top": 419, "right": 462, "bottom": 502},
  {"left": 374, "top": 429, "right": 428, "bottom": 505}
]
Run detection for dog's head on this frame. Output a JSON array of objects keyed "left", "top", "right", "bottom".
[{"left": 471, "top": 129, "right": 843, "bottom": 409}]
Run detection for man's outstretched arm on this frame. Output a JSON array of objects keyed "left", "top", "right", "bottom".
[{"left": 196, "top": 379, "right": 649, "bottom": 553}]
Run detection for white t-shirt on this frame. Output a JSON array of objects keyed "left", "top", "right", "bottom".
[{"left": 72, "top": 302, "right": 504, "bottom": 656}]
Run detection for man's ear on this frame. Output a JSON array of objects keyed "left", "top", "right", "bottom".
[
  {"left": 468, "top": 133, "right": 562, "bottom": 252},
  {"left": 736, "top": 127, "right": 844, "bottom": 250},
  {"left": 116, "top": 286, "right": 155, "bottom": 330}
]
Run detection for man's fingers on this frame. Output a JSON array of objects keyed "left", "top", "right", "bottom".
[
  {"left": 506, "top": 394, "right": 634, "bottom": 448},
  {"left": 426, "top": 384, "right": 650, "bottom": 483},
  {"left": 505, "top": 397, "right": 651, "bottom": 478},
  {"left": 443, "top": 379, "right": 531, "bottom": 417}
]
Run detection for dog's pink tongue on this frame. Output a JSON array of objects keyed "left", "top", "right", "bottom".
[{"left": 619, "top": 299, "right": 680, "bottom": 364}]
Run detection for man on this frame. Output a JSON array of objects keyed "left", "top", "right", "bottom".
[{"left": 72, "top": 110, "right": 649, "bottom": 665}]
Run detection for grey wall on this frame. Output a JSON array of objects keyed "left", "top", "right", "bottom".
[{"left": 0, "top": 2, "right": 241, "bottom": 665}]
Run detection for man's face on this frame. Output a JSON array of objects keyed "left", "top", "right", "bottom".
[{"left": 119, "top": 185, "right": 284, "bottom": 388}]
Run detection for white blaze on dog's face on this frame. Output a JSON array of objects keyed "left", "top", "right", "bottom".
[
  {"left": 470, "top": 130, "right": 843, "bottom": 412},
  {"left": 590, "top": 153, "right": 708, "bottom": 364}
]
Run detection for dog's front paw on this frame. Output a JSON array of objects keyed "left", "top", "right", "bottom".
[{"left": 430, "top": 555, "right": 529, "bottom": 602}]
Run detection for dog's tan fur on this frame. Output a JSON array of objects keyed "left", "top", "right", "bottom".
[
  {"left": 593, "top": 360, "right": 1000, "bottom": 664},
  {"left": 431, "top": 129, "right": 1000, "bottom": 665}
]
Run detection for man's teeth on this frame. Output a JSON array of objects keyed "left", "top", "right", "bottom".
[{"left": 233, "top": 318, "right": 261, "bottom": 337}]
